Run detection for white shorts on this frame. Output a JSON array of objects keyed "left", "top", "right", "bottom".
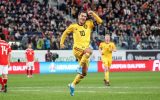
[
  {"left": 0, "top": 65, "right": 8, "bottom": 75},
  {"left": 26, "top": 62, "right": 34, "bottom": 70}
]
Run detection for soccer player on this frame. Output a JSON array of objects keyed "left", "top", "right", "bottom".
[
  {"left": 99, "top": 34, "right": 116, "bottom": 86},
  {"left": 25, "top": 44, "right": 35, "bottom": 78},
  {"left": 0, "top": 34, "right": 11, "bottom": 93},
  {"left": 60, "top": 10, "right": 102, "bottom": 96}
]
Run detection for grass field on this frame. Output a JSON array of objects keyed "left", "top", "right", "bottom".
[{"left": 0, "top": 72, "right": 160, "bottom": 100}]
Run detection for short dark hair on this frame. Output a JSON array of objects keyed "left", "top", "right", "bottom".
[
  {"left": 78, "top": 10, "right": 87, "bottom": 16},
  {"left": 0, "top": 34, "right": 6, "bottom": 41}
]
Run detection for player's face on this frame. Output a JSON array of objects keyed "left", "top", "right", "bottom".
[
  {"left": 28, "top": 44, "right": 32, "bottom": 49},
  {"left": 78, "top": 12, "right": 87, "bottom": 25},
  {"left": 105, "top": 35, "right": 110, "bottom": 43}
]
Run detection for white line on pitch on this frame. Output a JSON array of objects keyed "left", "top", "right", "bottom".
[
  {"left": 10, "top": 90, "right": 41, "bottom": 91},
  {"left": 9, "top": 90, "right": 159, "bottom": 94},
  {"left": 79, "top": 86, "right": 160, "bottom": 89},
  {"left": 10, "top": 86, "right": 160, "bottom": 89},
  {"left": 10, "top": 90, "right": 96, "bottom": 93}
]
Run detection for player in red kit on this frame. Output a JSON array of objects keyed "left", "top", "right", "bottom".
[
  {"left": 25, "top": 44, "right": 35, "bottom": 78},
  {"left": 0, "top": 34, "right": 11, "bottom": 93}
]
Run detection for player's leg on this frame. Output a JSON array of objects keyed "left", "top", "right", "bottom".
[
  {"left": 28, "top": 67, "right": 31, "bottom": 78},
  {"left": 69, "top": 63, "right": 88, "bottom": 96},
  {"left": 0, "top": 76, "right": 4, "bottom": 92},
  {"left": 29, "top": 66, "right": 33, "bottom": 78},
  {"left": 0, "top": 66, "right": 5, "bottom": 92},
  {"left": 1, "top": 66, "right": 8, "bottom": 92},
  {"left": 79, "top": 48, "right": 92, "bottom": 69},
  {"left": 72, "top": 61, "right": 89, "bottom": 86},
  {"left": 69, "top": 47, "right": 86, "bottom": 96},
  {"left": 71, "top": 48, "right": 91, "bottom": 85},
  {"left": 28, "top": 62, "right": 33, "bottom": 78},
  {"left": 73, "top": 48, "right": 91, "bottom": 85},
  {"left": 27, "top": 68, "right": 29, "bottom": 77},
  {"left": 69, "top": 54, "right": 90, "bottom": 96},
  {"left": 68, "top": 49, "right": 81, "bottom": 96},
  {"left": 103, "top": 60, "right": 111, "bottom": 86},
  {"left": 30, "top": 66, "right": 33, "bottom": 78},
  {"left": 2, "top": 74, "right": 8, "bottom": 93},
  {"left": 30, "top": 62, "right": 34, "bottom": 78},
  {"left": 104, "top": 67, "right": 110, "bottom": 86},
  {"left": 26, "top": 63, "right": 30, "bottom": 77},
  {"left": 69, "top": 57, "right": 82, "bottom": 96}
]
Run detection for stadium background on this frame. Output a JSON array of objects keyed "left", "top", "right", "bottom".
[
  {"left": 0, "top": 0, "right": 160, "bottom": 100},
  {"left": 1, "top": 0, "right": 159, "bottom": 73},
  {"left": 0, "top": 0, "right": 160, "bottom": 50}
]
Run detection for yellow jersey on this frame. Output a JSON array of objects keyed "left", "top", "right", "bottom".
[
  {"left": 60, "top": 12, "right": 103, "bottom": 50},
  {"left": 61, "top": 20, "right": 94, "bottom": 49},
  {"left": 99, "top": 42, "right": 116, "bottom": 60}
]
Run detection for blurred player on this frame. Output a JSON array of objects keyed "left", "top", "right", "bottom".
[
  {"left": 60, "top": 10, "right": 102, "bottom": 96},
  {"left": 25, "top": 44, "right": 35, "bottom": 78},
  {"left": 0, "top": 34, "right": 11, "bottom": 93},
  {"left": 99, "top": 34, "right": 116, "bottom": 86}
]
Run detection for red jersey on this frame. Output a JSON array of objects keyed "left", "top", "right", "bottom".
[
  {"left": 0, "top": 40, "right": 11, "bottom": 65},
  {"left": 25, "top": 49, "right": 34, "bottom": 62}
]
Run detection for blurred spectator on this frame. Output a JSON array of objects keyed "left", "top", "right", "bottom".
[
  {"left": 21, "top": 34, "right": 28, "bottom": 50},
  {"left": 45, "top": 49, "right": 53, "bottom": 62},
  {"left": 36, "top": 36, "right": 44, "bottom": 50},
  {"left": 0, "top": 0, "right": 160, "bottom": 50},
  {"left": 44, "top": 37, "right": 51, "bottom": 50}
]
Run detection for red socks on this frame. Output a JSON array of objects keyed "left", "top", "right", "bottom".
[
  {"left": 3, "top": 79, "right": 7, "bottom": 85},
  {"left": 27, "top": 69, "right": 29, "bottom": 75},
  {"left": 0, "top": 77, "right": 4, "bottom": 88},
  {"left": 30, "top": 70, "right": 33, "bottom": 75}
]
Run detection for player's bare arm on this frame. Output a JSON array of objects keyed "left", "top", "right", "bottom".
[
  {"left": 99, "top": 48, "right": 103, "bottom": 55},
  {"left": 112, "top": 47, "right": 117, "bottom": 52},
  {"left": 8, "top": 53, "right": 11, "bottom": 67},
  {"left": 111, "top": 43, "right": 117, "bottom": 52},
  {"left": 60, "top": 44, "right": 65, "bottom": 49}
]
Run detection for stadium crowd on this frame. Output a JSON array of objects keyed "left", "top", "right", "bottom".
[{"left": 0, "top": 0, "right": 160, "bottom": 50}]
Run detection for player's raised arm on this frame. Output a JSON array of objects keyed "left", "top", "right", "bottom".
[
  {"left": 60, "top": 24, "right": 74, "bottom": 49},
  {"left": 88, "top": 10, "right": 103, "bottom": 24}
]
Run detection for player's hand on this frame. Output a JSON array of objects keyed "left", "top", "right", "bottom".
[
  {"left": 60, "top": 44, "right": 65, "bottom": 49},
  {"left": 108, "top": 45, "right": 113, "bottom": 52},
  {"left": 101, "top": 52, "right": 104, "bottom": 55},
  {"left": 87, "top": 10, "right": 94, "bottom": 16},
  {"left": 8, "top": 63, "right": 10, "bottom": 68}
]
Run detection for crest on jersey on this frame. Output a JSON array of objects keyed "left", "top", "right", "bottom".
[{"left": 83, "top": 24, "right": 87, "bottom": 29}]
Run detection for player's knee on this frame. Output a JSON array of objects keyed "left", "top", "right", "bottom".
[
  {"left": 82, "top": 72, "right": 87, "bottom": 77},
  {"left": 80, "top": 72, "right": 87, "bottom": 78},
  {"left": 80, "top": 75, "right": 84, "bottom": 79},
  {"left": 104, "top": 66, "right": 109, "bottom": 71},
  {"left": 2, "top": 74, "right": 8, "bottom": 78},
  {"left": 84, "top": 48, "right": 92, "bottom": 55}
]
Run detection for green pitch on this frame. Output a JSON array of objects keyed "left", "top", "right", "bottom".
[{"left": 0, "top": 72, "right": 160, "bottom": 100}]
